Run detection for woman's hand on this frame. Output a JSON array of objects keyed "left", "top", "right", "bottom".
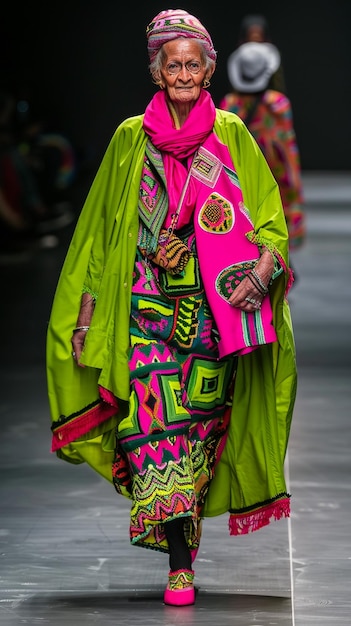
[
  {"left": 71, "top": 329, "right": 89, "bottom": 367},
  {"left": 228, "top": 277, "right": 263, "bottom": 311},
  {"left": 228, "top": 249, "right": 274, "bottom": 312},
  {"left": 71, "top": 293, "right": 95, "bottom": 367}
]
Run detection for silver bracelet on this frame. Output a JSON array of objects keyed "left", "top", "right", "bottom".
[
  {"left": 73, "top": 326, "right": 90, "bottom": 333},
  {"left": 251, "top": 269, "right": 269, "bottom": 294}
]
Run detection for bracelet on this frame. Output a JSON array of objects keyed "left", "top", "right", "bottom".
[
  {"left": 251, "top": 269, "right": 269, "bottom": 294},
  {"left": 247, "top": 271, "right": 267, "bottom": 295},
  {"left": 73, "top": 326, "right": 90, "bottom": 333}
]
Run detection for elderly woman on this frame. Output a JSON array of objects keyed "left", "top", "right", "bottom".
[{"left": 46, "top": 9, "right": 297, "bottom": 607}]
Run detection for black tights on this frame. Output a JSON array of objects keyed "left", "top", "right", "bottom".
[{"left": 164, "top": 517, "right": 192, "bottom": 572}]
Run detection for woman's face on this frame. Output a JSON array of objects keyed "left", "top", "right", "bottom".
[{"left": 160, "top": 39, "right": 211, "bottom": 105}]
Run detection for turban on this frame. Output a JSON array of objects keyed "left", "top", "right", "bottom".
[{"left": 146, "top": 9, "right": 217, "bottom": 63}]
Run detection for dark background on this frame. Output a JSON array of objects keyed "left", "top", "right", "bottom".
[{"left": 2, "top": 0, "right": 351, "bottom": 173}]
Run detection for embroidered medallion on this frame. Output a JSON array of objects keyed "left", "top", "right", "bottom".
[
  {"left": 216, "top": 260, "right": 258, "bottom": 300},
  {"left": 198, "top": 193, "right": 234, "bottom": 234}
]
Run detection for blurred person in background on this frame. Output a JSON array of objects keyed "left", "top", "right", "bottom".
[
  {"left": 219, "top": 42, "right": 305, "bottom": 254},
  {"left": 237, "top": 13, "right": 287, "bottom": 93},
  {"left": 47, "top": 9, "right": 297, "bottom": 607},
  {"left": 15, "top": 97, "right": 76, "bottom": 232},
  {"left": 16, "top": 99, "right": 75, "bottom": 200},
  {"left": 0, "top": 89, "right": 75, "bottom": 263},
  {"left": 0, "top": 89, "right": 52, "bottom": 261}
]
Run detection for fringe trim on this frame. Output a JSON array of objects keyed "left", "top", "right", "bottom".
[
  {"left": 285, "top": 265, "right": 295, "bottom": 294},
  {"left": 273, "top": 249, "right": 294, "bottom": 296},
  {"left": 246, "top": 230, "right": 277, "bottom": 257},
  {"left": 229, "top": 497, "right": 290, "bottom": 536},
  {"left": 51, "top": 401, "right": 117, "bottom": 452}
]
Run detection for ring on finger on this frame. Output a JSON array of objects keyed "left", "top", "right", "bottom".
[{"left": 245, "top": 297, "right": 261, "bottom": 309}]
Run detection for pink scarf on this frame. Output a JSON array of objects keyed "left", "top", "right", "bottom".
[{"left": 143, "top": 90, "right": 216, "bottom": 223}]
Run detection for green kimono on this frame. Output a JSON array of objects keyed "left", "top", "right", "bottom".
[{"left": 46, "top": 108, "right": 297, "bottom": 534}]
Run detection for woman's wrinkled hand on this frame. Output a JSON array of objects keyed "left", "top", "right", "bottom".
[
  {"left": 71, "top": 293, "right": 95, "bottom": 367},
  {"left": 228, "top": 249, "right": 274, "bottom": 312},
  {"left": 71, "top": 330, "right": 88, "bottom": 368},
  {"left": 228, "top": 277, "right": 264, "bottom": 311}
]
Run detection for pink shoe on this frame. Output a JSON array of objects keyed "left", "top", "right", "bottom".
[{"left": 163, "top": 569, "right": 195, "bottom": 606}]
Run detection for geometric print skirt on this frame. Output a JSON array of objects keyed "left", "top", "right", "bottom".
[{"left": 112, "top": 225, "right": 237, "bottom": 554}]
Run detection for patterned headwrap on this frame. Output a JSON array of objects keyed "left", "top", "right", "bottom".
[{"left": 146, "top": 9, "right": 217, "bottom": 62}]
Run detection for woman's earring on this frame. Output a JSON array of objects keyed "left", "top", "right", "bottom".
[
  {"left": 203, "top": 78, "right": 211, "bottom": 89},
  {"left": 152, "top": 77, "right": 165, "bottom": 89}
]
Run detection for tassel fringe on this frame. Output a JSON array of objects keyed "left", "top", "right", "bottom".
[{"left": 229, "top": 497, "right": 290, "bottom": 536}]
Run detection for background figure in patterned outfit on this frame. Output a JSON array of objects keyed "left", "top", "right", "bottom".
[
  {"left": 46, "top": 9, "right": 297, "bottom": 607},
  {"left": 236, "top": 13, "right": 287, "bottom": 93},
  {"left": 219, "top": 41, "right": 306, "bottom": 251}
]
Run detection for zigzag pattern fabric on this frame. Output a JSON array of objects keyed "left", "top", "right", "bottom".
[
  {"left": 128, "top": 437, "right": 195, "bottom": 551},
  {"left": 112, "top": 233, "right": 236, "bottom": 552}
]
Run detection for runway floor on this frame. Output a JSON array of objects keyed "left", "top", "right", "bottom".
[{"left": 1, "top": 171, "right": 350, "bottom": 625}]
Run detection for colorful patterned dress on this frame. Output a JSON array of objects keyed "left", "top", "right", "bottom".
[
  {"left": 113, "top": 225, "right": 236, "bottom": 553},
  {"left": 219, "top": 90, "right": 305, "bottom": 248}
]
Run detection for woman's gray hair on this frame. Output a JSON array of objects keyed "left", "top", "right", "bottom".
[{"left": 149, "top": 38, "right": 216, "bottom": 85}]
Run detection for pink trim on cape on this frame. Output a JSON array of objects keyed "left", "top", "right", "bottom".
[
  {"left": 228, "top": 497, "right": 290, "bottom": 535},
  {"left": 51, "top": 385, "right": 118, "bottom": 452}
]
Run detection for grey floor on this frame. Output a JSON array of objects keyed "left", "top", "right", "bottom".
[{"left": 1, "top": 171, "right": 350, "bottom": 625}]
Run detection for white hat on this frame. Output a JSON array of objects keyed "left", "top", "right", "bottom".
[{"left": 227, "top": 41, "right": 281, "bottom": 93}]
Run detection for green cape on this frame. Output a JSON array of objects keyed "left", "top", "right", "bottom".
[{"left": 46, "top": 108, "right": 297, "bottom": 523}]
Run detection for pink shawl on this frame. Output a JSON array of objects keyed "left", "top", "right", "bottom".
[
  {"left": 143, "top": 90, "right": 277, "bottom": 357},
  {"left": 190, "top": 133, "right": 277, "bottom": 357}
]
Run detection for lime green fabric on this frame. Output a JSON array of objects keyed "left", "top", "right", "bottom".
[{"left": 46, "top": 108, "right": 296, "bottom": 514}]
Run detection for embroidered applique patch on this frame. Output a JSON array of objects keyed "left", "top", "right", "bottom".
[
  {"left": 198, "top": 193, "right": 234, "bottom": 233},
  {"left": 216, "top": 260, "right": 258, "bottom": 300},
  {"left": 191, "top": 146, "right": 222, "bottom": 187}
]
